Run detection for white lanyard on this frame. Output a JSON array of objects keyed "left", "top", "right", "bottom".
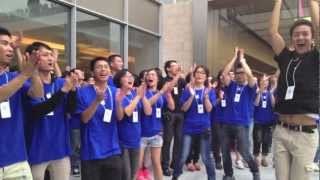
[
  {"left": 285, "top": 57, "right": 302, "bottom": 87},
  {"left": 194, "top": 88, "right": 204, "bottom": 105},
  {"left": 101, "top": 87, "right": 113, "bottom": 110}
]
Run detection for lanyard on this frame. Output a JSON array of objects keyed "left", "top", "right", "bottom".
[
  {"left": 148, "top": 90, "right": 163, "bottom": 108},
  {"left": 4, "top": 72, "right": 8, "bottom": 83},
  {"left": 285, "top": 57, "right": 302, "bottom": 87},
  {"left": 194, "top": 88, "right": 204, "bottom": 105},
  {"left": 42, "top": 81, "right": 55, "bottom": 101},
  {"left": 235, "top": 85, "right": 244, "bottom": 95},
  {"left": 102, "top": 87, "right": 113, "bottom": 110}
]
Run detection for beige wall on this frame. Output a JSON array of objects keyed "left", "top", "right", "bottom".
[
  {"left": 207, "top": 9, "right": 277, "bottom": 76},
  {"left": 162, "top": 3, "right": 277, "bottom": 77},
  {"left": 162, "top": 2, "right": 193, "bottom": 74}
]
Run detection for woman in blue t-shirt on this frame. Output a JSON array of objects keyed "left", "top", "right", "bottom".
[
  {"left": 113, "top": 69, "right": 152, "bottom": 180},
  {"left": 139, "top": 68, "right": 175, "bottom": 180},
  {"left": 172, "top": 65, "right": 216, "bottom": 180},
  {"left": 253, "top": 75, "right": 276, "bottom": 167}
]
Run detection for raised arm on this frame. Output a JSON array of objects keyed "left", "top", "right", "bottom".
[
  {"left": 222, "top": 47, "right": 238, "bottom": 86},
  {"left": 0, "top": 52, "right": 39, "bottom": 102},
  {"left": 239, "top": 49, "right": 257, "bottom": 87},
  {"left": 268, "top": 0, "right": 286, "bottom": 55},
  {"left": 81, "top": 86, "right": 104, "bottom": 123},
  {"left": 310, "top": 0, "right": 319, "bottom": 44}
]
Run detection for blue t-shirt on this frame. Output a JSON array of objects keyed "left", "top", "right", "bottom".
[
  {"left": 76, "top": 85, "right": 121, "bottom": 160},
  {"left": 26, "top": 77, "right": 71, "bottom": 165},
  {"left": 211, "top": 90, "right": 226, "bottom": 123},
  {"left": 0, "top": 72, "right": 29, "bottom": 167},
  {"left": 180, "top": 88, "right": 216, "bottom": 135},
  {"left": 254, "top": 91, "right": 275, "bottom": 125},
  {"left": 117, "top": 90, "right": 142, "bottom": 149},
  {"left": 223, "top": 81, "right": 257, "bottom": 126},
  {"left": 108, "top": 76, "right": 115, "bottom": 87},
  {"left": 141, "top": 90, "right": 167, "bottom": 137}
]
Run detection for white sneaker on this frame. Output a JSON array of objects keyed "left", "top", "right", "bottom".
[
  {"left": 235, "top": 160, "right": 245, "bottom": 169},
  {"left": 305, "top": 163, "right": 319, "bottom": 172}
]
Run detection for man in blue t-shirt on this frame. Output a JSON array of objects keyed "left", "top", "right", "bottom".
[
  {"left": 0, "top": 26, "right": 43, "bottom": 180},
  {"left": 220, "top": 48, "right": 260, "bottom": 180},
  {"left": 107, "top": 54, "right": 124, "bottom": 87},
  {"left": 24, "top": 42, "right": 78, "bottom": 180},
  {"left": 76, "top": 57, "right": 122, "bottom": 180}
]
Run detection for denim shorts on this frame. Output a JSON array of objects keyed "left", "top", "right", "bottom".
[{"left": 141, "top": 134, "right": 163, "bottom": 148}]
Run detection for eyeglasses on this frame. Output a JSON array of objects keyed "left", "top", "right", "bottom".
[
  {"left": 235, "top": 71, "right": 245, "bottom": 75},
  {"left": 195, "top": 71, "right": 206, "bottom": 75}
]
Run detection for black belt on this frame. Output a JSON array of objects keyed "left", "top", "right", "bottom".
[{"left": 277, "top": 121, "right": 317, "bottom": 134}]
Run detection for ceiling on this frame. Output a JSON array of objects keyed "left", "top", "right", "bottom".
[{"left": 209, "top": 0, "right": 310, "bottom": 44}]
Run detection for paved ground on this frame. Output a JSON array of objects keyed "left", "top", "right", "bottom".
[{"left": 71, "top": 158, "right": 319, "bottom": 180}]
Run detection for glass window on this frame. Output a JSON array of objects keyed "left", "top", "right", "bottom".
[
  {"left": 0, "top": 0, "right": 69, "bottom": 70},
  {"left": 128, "top": 28, "right": 159, "bottom": 74},
  {"left": 129, "top": 0, "right": 160, "bottom": 33},
  {"left": 76, "top": 11, "right": 122, "bottom": 74},
  {"left": 77, "top": 0, "right": 123, "bottom": 20}
]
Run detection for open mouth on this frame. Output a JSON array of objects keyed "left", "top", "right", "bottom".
[
  {"left": 296, "top": 43, "right": 306, "bottom": 48},
  {"left": 128, "top": 81, "right": 133, "bottom": 85},
  {"left": 6, "top": 54, "right": 13, "bottom": 58},
  {"left": 147, "top": 79, "right": 154, "bottom": 83}
]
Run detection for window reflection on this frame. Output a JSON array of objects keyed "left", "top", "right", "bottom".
[{"left": 0, "top": 0, "right": 68, "bottom": 70}]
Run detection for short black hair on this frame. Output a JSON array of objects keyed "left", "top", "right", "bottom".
[
  {"left": 290, "top": 19, "right": 314, "bottom": 38},
  {"left": 90, "top": 56, "right": 109, "bottom": 71},
  {"left": 0, "top": 26, "right": 11, "bottom": 37},
  {"left": 25, "top": 42, "right": 52, "bottom": 54},
  {"left": 164, "top": 60, "right": 177, "bottom": 75},
  {"left": 113, "top": 69, "right": 130, "bottom": 88},
  {"left": 107, "top": 54, "right": 122, "bottom": 65}
]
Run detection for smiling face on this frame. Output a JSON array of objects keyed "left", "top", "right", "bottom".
[
  {"left": 146, "top": 70, "right": 159, "bottom": 89},
  {"left": 110, "top": 56, "right": 124, "bottom": 72},
  {"left": 0, "top": 35, "right": 14, "bottom": 66},
  {"left": 93, "top": 60, "right": 111, "bottom": 83},
  {"left": 120, "top": 71, "right": 134, "bottom": 89},
  {"left": 291, "top": 25, "right": 313, "bottom": 54},
  {"left": 38, "top": 47, "right": 55, "bottom": 72},
  {"left": 193, "top": 67, "right": 207, "bottom": 85}
]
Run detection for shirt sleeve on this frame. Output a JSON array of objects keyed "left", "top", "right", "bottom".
[
  {"left": 179, "top": 88, "right": 191, "bottom": 106},
  {"left": 209, "top": 89, "right": 217, "bottom": 106}
]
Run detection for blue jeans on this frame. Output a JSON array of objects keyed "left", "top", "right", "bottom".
[
  {"left": 173, "top": 130, "right": 216, "bottom": 180},
  {"left": 220, "top": 124, "right": 259, "bottom": 177}
]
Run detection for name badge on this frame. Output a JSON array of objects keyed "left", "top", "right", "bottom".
[
  {"left": 0, "top": 101, "right": 11, "bottom": 119},
  {"left": 173, "top": 87, "right": 178, "bottom": 95},
  {"left": 103, "top": 109, "right": 112, "bottom": 123},
  {"left": 285, "top": 86, "right": 295, "bottom": 100},
  {"left": 262, "top": 101, "right": 267, "bottom": 108},
  {"left": 133, "top": 111, "right": 139, "bottom": 123},
  {"left": 47, "top": 111, "right": 54, "bottom": 116},
  {"left": 195, "top": 94, "right": 200, "bottom": 99},
  {"left": 156, "top": 108, "right": 161, "bottom": 118},
  {"left": 197, "top": 104, "right": 204, "bottom": 114},
  {"left": 234, "top": 93, "right": 241, "bottom": 102},
  {"left": 221, "top": 99, "right": 226, "bottom": 107},
  {"left": 46, "top": 93, "right": 52, "bottom": 99}
]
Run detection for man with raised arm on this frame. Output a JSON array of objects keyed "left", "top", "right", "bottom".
[{"left": 268, "top": 0, "right": 319, "bottom": 180}]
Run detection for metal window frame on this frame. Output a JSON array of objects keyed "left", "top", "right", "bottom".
[{"left": 49, "top": 0, "right": 162, "bottom": 69}]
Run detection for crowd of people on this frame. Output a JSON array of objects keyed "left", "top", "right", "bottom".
[{"left": 0, "top": 1, "right": 319, "bottom": 180}]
